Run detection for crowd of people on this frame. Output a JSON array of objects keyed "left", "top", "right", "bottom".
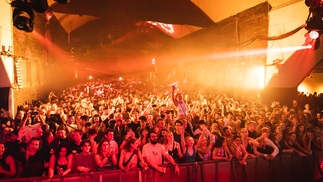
[{"left": 0, "top": 79, "right": 323, "bottom": 181}]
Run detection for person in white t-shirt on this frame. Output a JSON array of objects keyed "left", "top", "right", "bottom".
[{"left": 142, "top": 131, "right": 180, "bottom": 174}]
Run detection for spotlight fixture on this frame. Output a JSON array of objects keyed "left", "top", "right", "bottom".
[
  {"left": 305, "top": 31, "right": 320, "bottom": 50},
  {"left": 12, "top": 3, "right": 35, "bottom": 32},
  {"left": 304, "top": 0, "right": 323, "bottom": 50},
  {"left": 11, "top": 0, "right": 49, "bottom": 32},
  {"left": 309, "top": 30, "right": 320, "bottom": 39}
]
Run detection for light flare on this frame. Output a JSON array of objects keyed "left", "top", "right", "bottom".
[{"left": 208, "top": 45, "right": 312, "bottom": 60}]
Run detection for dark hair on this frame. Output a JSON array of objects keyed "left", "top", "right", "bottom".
[
  {"left": 295, "top": 124, "right": 305, "bottom": 135},
  {"left": 57, "top": 124, "right": 67, "bottom": 132},
  {"left": 123, "top": 138, "right": 138, "bottom": 153},
  {"left": 88, "top": 128, "right": 98, "bottom": 136},
  {"left": 213, "top": 137, "right": 225, "bottom": 148},
  {"left": 0, "top": 142, "right": 9, "bottom": 158},
  {"left": 80, "top": 115, "right": 89, "bottom": 121},
  {"left": 174, "top": 120, "right": 183, "bottom": 126},
  {"left": 85, "top": 122, "right": 92, "bottom": 127},
  {"left": 139, "top": 115, "right": 147, "bottom": 122},
  {"left": 96, "top": 139, "right": 109, "bottom": 156},
  {"left": 43, "top": 130, "right": 52, "bottom": 139},
  {"left": 288, "top": 131, "right": 296, "bottom": 136},
  {"left": 148, "top": 131, "right": 157, "bottom": 138},
  {"left": 105, "top": 129, "right": 114, "bottom": 135},
  {"left": 54, "top": 142, "right": 72, "bottom": 159},
  {"left": 80, "top": 139, "right": 91, "bottom": 147},
  {"left": 233, "top": 135, "right": 241, "bottom": 140},
  {"left": 28, "top": 137, "right": 42, "bottom": 150},
  {"left": 138, "top": 128, "right": 148, "bottom": 137},
  {"left": 74, "top": 129, "right": 83, "bottom": 135}
]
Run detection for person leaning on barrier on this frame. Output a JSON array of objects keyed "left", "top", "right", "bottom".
[
  {"left": 48, "top": 142, "right": 73, "bottom": 179},
  {"left": 14, "top": 137, "right": 45, "bottom": 177},
  {"left": 253, "top": 127, "right": 279, "bottom": 160},
  {"left": 142, "top": 131, "right": 180, "bottom": 174},
  {"left": 212, "top": 137, "right": 233, "bottom": 161},
  {"left": 72, "top": 140, "right": 97, "bottom": 173},
  {"left": 94, "top": 139, "right": 118, "bottom": 170},
  {"left": 284, "top": 131, "right": 311, "bottom": 156},
  {"left": 119, "top": 138, "right": 148, "bottom": 172},
  {"left": 231, "top": 135, "right": 248, "bottom": 165}
]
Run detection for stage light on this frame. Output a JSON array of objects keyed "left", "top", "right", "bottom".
[
  {"left": 11, "top": 0, "right": 49, "bottom": 32},
  {"left": 309, "top": 30, "right": 320, "bottom": 39},
  {"left": 305, "top": 36, "right": 320, "bottom": 50},
  {"left": 12, "top": 5, "right": 34, "bottom": 32}
]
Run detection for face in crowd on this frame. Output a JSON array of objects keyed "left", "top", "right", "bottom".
[
  {"left": 149, "top": 132, "right": 158, "bottom": 145},
  {"left": 28, "top": 138, "right": 41, "bottom": 153},
  {"left": 81, "top": 141, "right": 91, "bottom": 153}
]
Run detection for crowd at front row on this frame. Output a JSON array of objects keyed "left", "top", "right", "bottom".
[{"left": 0, "top": 81, "right": 323, "bottom": 181}]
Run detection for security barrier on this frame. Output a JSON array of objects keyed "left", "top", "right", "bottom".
[{"left": 2, "top": 151, "right": 323, "bottom": 182}]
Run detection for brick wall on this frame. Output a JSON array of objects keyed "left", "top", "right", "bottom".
[
  {"left": 12, "top": 11, "right": 75, "bottom": 113},
  {"left": 162, "top": 2, "right": 270, "bottom": 94}
]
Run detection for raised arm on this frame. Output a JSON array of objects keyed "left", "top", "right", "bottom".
[
  {"left": 171, "top": 86, "right": 178, "bottom": 106},
  {"left": 180, "top": 129, "right": 186, "bottom": 154},
  {"left": 195, "top": 128, "right": 207, "bottom": 150}
]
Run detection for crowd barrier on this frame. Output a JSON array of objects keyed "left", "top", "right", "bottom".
[{"left": 2, "top": 151, "right": 323, "bottom": 182}]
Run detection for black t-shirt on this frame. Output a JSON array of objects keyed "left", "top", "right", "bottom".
[
  {"left": 173, "top": 131, "right": 190, "bottom": 147},
  {"left": 129, "top": 121, "right": 140, "bottom": 138},
  {"left": 17, "top": 150, "right": 45, "bottom": 177},
  {"left": 248, "top": 130, "right": 258, "bottom": 139},
  {"left": 70, "top": 141, "right": 82, "bottom": 154}
]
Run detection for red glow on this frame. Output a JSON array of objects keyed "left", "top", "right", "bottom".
[
  {"left": 45, "top": 11, "right": 53, "bottom": 21},
  {"left": 31, "top": 31, "right": 89, "bottom": 77}
]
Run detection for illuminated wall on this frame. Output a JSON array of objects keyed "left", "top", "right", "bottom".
[
  {"left": 154, "top": 2, "right": 270, "bottom": 94},
  {"left": 0, "top": 0, "right": 14, "bottom": 88},
  {"left": 266, "top": 1, "right": 309, "bottom": 85},
  {"left": 298, "top": 73, "right": 323, "bottom": 94},
  {"left": 0, "top": 0, "right": 12, "bottom": 49}
]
